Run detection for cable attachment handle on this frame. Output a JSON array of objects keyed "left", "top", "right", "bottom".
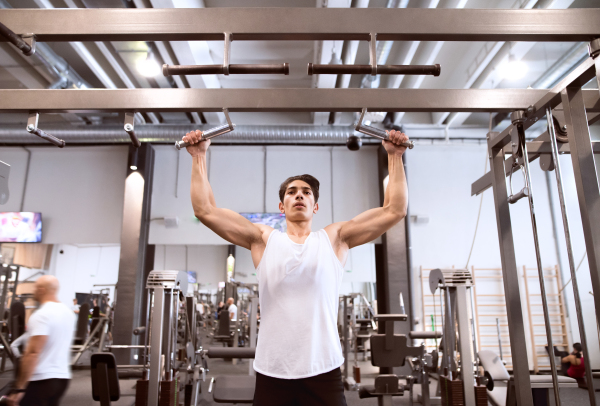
[
  {"left": 508, "top": 161, "right": 529, "bottom": 204},
  {"left": 26, "top": 112, "right": 65, "bottom": 148},
  {"left": 124, "top": 111, "right": 141, "bottom": 148},
  {"left": 355, "top": 108, "right": 414, "bottom": 149},
  {"left": 175, "top": 108, "right": 236, "bottom": 150}
]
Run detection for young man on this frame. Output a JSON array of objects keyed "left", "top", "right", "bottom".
[
  {"left": 227, "top": 297, "right": 238, "bottom": 322},
  {"left": 8, "top": 275, "right": 75, "bottom": 406},
  {"left": 182, "top": 129, "right": 408, "bottom": 406}
]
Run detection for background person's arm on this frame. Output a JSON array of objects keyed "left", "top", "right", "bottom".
[
  {"left": 326, "top": 130, "right": 408, "bottom": 251},
  {"left": 14, "top": 335, "right": 47, "bottom": 389},
  {"left": 184, "top": 132, "right": 270, "bottom": 249}
]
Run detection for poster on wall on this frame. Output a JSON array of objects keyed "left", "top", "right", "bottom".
[{"left": 0, "top": 212, "right": 42, "bottom": 243}]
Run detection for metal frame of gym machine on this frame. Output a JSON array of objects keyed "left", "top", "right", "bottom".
[{"left": 0, "top": 8, "right": 600, "bottom": 406}]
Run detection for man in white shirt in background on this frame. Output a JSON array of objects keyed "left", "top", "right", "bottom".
[
  {"left": 8, "top": 275, "right": 75, "bottom": 406},
  {"left": 227, "top": 297, "right": 238, "bottom": 322}
]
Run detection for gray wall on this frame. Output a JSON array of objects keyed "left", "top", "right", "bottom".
[{"left": 0, "top": 146, "right": 127, "bottom": 244}]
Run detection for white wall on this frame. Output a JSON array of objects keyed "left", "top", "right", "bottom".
[
  {"left": 149, "top": 145, "right": 380, "bottom": 244},
  {"left": 0, "top": 146, "right": 128, "bottom": 244},
  {"left": 46, "top": 244, "right": 121, "bottom": 306}
]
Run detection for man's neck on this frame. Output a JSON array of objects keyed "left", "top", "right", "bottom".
[
  {"left": 285, "top": 219, "right": 312, "bottom": 237},
  {"left": 38, "top": 295, "right": 59, "bottom": 305}
]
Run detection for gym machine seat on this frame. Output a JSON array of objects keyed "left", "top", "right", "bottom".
[
  {"left": 478, "top": 350, "right": 578, "bottom": 406},
  {"left": 205, "top": 347, "right": 257, "bottom": 404},
  {"left": 90, "top": 353, "right": 120, "bottom": 406},
  {"left": 214, "top": 309, "right": 234, "bottom": 346}
]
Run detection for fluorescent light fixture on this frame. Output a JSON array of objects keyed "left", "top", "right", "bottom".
[
  {"left": 137, "top": 55, "right": 161, "bottom": 77},
  {"left": 499, "top": 55, "right": 528, "bottom": 81}
]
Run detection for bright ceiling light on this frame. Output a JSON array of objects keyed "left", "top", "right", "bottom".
[
  {"left": 499, "top": 56, "right": 528, "bottom": 81},
  {"left": 137, "top": 55, "right": 161, "bottom": 77}
]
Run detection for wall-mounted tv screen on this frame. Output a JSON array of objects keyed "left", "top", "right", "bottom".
[
  {"left": 240, "top": 213, "right": 286, "bottom": 232},
  {"left": 0, "top": 212, "right": 42, "bottom": 243}
]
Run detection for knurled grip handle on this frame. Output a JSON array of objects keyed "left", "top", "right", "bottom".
[
  {"left": 175, "top": 123, "right": 236, "bottom": 150},
  {"left": 27, "top": 126, "right": 65, "bottom": 148}
]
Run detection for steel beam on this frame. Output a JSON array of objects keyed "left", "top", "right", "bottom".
[
  {"left": 0, "top": 88, "right": 595, "bottom": 114},
  {"left": 471, "top": 133, "right": 600, "bottom": 196},
  {"left": 561, "top": 85, "right": 600, "bottom": 345},
  {"left": 488, "top": 57, "right": 597, "bottom": 151},
  {"left": 487, "top": 131, "right": 533, "bottom": 406},
  {"left": 0, "top": 8, "right": 599, "bottom": 42}
]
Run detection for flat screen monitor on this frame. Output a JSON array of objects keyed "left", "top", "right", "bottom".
[
  {"left": 0, "top": 212, "right": 42, "bottom": 243},
  {"left": 240, "top": 212, "right": 286, "bottom": 232}
]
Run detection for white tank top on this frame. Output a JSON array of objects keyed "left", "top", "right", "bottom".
[{"left": 253, "top": 229, "right": 345, "bottom": 379}]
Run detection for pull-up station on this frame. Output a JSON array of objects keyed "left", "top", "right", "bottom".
[{"left": 163, "top": 32, "right": 289, "bottom": 77}]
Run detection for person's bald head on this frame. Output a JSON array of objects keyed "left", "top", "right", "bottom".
[
  {"left": 227, "top": 297, "right": 234, "bottom": 306},
  {"left": 34, "top": 275, "right": 60, "bottom": 302}
]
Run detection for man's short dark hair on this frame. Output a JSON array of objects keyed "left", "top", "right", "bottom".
[
  {"left": 574, "top": 342, "right": 582, "bottom": 352},
  {"left": 279, "top": 174, "right": 320, "bottom": 203}
]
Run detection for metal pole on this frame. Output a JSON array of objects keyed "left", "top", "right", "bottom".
[
  {"left": 343, "top": 297, "right": 349, "bottom": 380},
  {"left": 561, "top": 85, "right": 600, "bottom": 354},
  {"left": 487, "top": 131, "right": 533, "bottom": 406},
  {"left": 496, "top": 318, "right": 503, "bottom": 362},
  {"left": 456, "top": 286, "right": 476, "bottom": 406},
  {"left": 443, "top": 288, "right": 454, "bottom": 379},
  {"left": 547, "top": 106, "right": 596, "bottom": 404},
  {"left": 249, "top": 295, "right": 258, "bottom": 376},
  {"left": 519, "top": 124, "right": 561, "bottom": 406},
  {"left": 148, "top": 287, "right": 165, "bottom": 406}
]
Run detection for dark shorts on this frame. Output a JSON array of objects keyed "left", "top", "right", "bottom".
[
  {"left": 253, "top": 367, "right": 347, "bottom": 406},
  {"left": 20, "top": 378, "right": 69, "bottom": 406}
]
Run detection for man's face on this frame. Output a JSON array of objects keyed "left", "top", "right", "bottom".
[{"left": 279, "top": 180, "right": 318, "bottom": 221}]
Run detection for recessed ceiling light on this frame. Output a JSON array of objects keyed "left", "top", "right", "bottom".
[
  {"left": 499, "top": 55, "right": 528, "bottom": 81},
  {"left": 137, "top": 55, "right": 161, "bottom": 77}
]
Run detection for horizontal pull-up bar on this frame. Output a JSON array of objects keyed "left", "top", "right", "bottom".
[
  {"left": 1, "top": 8, "right": 598, "bottom": 42},
  {"left": 163, "top": 63, "right": 289, "bottom": 76},
  {"left": 175, "top": 108, "right": 235, "bottom": 150},
  {"left": 5, "top": 88, "right": 597, "bottom": 113},
  {"left": 307, "top": 64, "right": 440, "bottom": 76}
]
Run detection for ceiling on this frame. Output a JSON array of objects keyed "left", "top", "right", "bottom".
[{"left": 0, "top": 0, "right": 598, "bottom": 140}]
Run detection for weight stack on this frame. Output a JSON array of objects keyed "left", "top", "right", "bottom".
[
  {"left": 439, "top": 375, "right": 464, "bottom": 406},
  {"left": 135, "top": 379, "right": 149, "bottom": 406},
  {"left": 474, "top": 385, "right": 487, "bottom": 406},
  {"left": 159, "top": 376, "right": 179, "bottom": 406}
]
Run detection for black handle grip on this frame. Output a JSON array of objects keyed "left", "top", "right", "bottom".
[
  {"left": 164, "top": 64, "right": 289, "bottom": 76},
  {"left": 308, "top": 63, "right": 440, "bottom": 76},
  {"left": 30, "top": 128, "right": 65, "bottom": 148},
  {"left": 133, "top": 326, "right": 146, "bottom": 336},
  {"left": 125, "top": 129, "right": 141, "bottom": 148},
  {"left": 0, "top": 22, "right": 33, "bottom": 56}
]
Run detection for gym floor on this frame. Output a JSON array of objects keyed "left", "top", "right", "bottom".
[{"left": 1, "top": 357, "right": 597, "bottom": 405}]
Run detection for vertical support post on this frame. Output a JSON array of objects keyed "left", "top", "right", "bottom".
[
  {"left": 561, "top": 86, "right": 600, "bottom": 343},
  {"left": 149, "top": 287, "right": 165, "bottom": 406},
  {"left": 456, "top": 286, "right": 475, "bottom": 406},
  {"left": 112, "top": 143, "right": 155, "bottom": 365},
  {"left": 522, "top": 266, "right": 538, "bottom": 373},
  {"left": 249, "top": 295, "right": 258, "bottom": 376},
  {"left": 343, "top": 297, "right": 349, "bottom": 380},
  {"left": 487, "top": 131, "right": 533, "bottom": 406}
]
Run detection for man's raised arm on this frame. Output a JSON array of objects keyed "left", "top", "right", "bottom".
[
  {"left": 327, "top": 130, "right": 408, "bottom": 249},
  {"left": 184, "top": 130, "right": 267, "bottom": 249}
]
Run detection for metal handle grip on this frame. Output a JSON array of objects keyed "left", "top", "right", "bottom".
[
  {"left": 355, "top": 123, "right": 414, "bottom": 149},
  {"left": 164, "top": 64, "right": 289, "bottom": 76},
  {"left": 508, "top": 187, "right": 529, "bottom": 204},
  {"left": 27, "top": 127, "right": 65, "bottom": 148},
  {"left": 308, "top": 63, "right": 440, "bottom": 76},
  {"left": 0, "top": 22, "right": 33, "bottom": 56},
  {"left": 133, "top": 326, "right": 146, "bottom": 336},
  {"left": 124, "top": 124, "right": 141, "bottom": 148},
  {"left": 176, "top": 123, "right": 236, "bottom": 150}
]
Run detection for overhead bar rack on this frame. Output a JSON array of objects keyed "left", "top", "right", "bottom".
[{"left": 0, "top": 8, "right": 599, "bottom": 42}]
